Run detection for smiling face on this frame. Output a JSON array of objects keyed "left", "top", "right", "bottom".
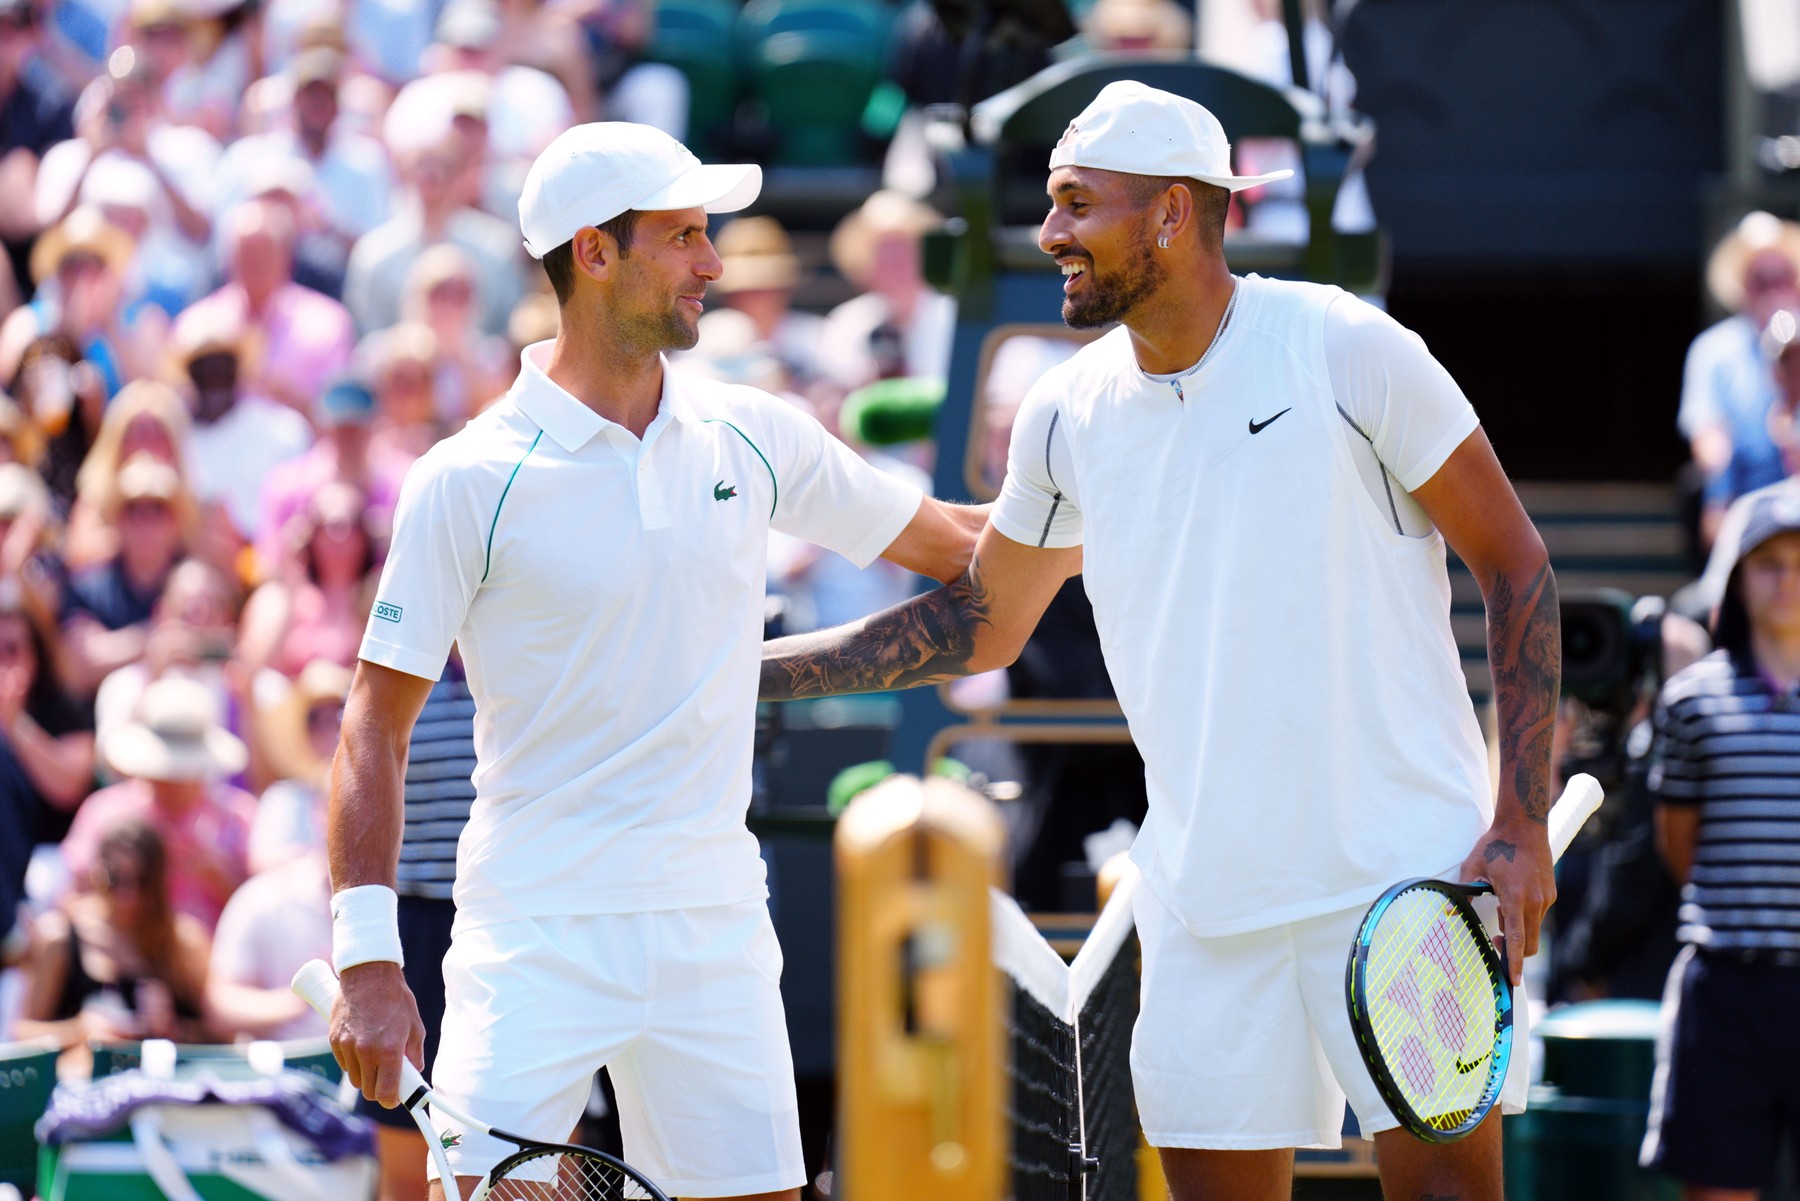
[
  {"left": 597, "top": 206, "right": 722, "bottom": 355},
  {"left": 1039, "top": 167, "right": 1168, "bottom": 329}
]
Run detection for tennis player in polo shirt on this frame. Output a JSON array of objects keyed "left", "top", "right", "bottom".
[
  {"left": 325, "top": 123, "right": 983, "bottom": 1201},
  {"left": 761, "top": 82, "right": 1562, "bottom": 1200}
]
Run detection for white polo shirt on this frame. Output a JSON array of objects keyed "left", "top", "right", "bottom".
[
  {"left": 360, "top": 343, "right": 921, "bottom": 932},
  {"left": 992, "top": 275, "right": 1491, "bottom": 937}
]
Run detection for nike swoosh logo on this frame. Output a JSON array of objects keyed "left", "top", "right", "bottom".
[{"left": 1248, "top": 408, "right": 1292, "bottom": 435}]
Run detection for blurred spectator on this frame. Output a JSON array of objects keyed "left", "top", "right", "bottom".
[
  {"left": 1643, "top": 489, "right": 1800, "bottom": 1194},
  {"left": 66, "top": 376, "right": 190, "bottom": 568},
  {"left": 173, "top": 303, "right": 313, "bottom": 546},
  {"left": 255, "top": 376, "right": 405, "bottom": 580},
  {"left": 1698, "top": 306, "right": 1800, "bottom": 548},
  {"left": 1686, "top": 213, "right": 1800, "bottom": 546},
  {"left": 92, "top": 556, "right": 241, "bottom": 774},
  {"left": 1232, "top": 0, "right": 1376, "bottom": 243},
  {"left": 215, "top": 47, "right": 395, "bottom": 290},
  {"left": 402, "top": 243, "right": 509, "bottom": 420},
  {"left": 0, "top": 582, "right": 93, "bottom": 946},
  {"left": 820, "top": 190, "right": 956, "bottom": 390},
  {"left": 35, "top": 48, "right": 218, "bottom": 252},
  {"left": 246, "top": 656, "right": 345, "bottom": 869},
  {"left": 63, "top": 674, "right": 254, "bottom": 932},
  {"left": 1082, "top": 0, "right": 1191, "bottom": 53},
  {"left": 204, "top": 660, "right": 341, "bottom": 1040},
  {"left": 362, "top": 320, "right": 448, "bottom": 459},
  {"left": 13, "top": 820, "right": 211, "bottom": 1063},
  {"left": 343, "top": 131, "right": 525, "bottom": 337},
  {"left": 139, "top": 0, "right": 259, "bottom": 143},
  {"left": 556, "top": 0, "right": 688, "bottom": 136},
  {"left": 204, "top": 842, "right": 328, "bottom": 1040},
  {"left": 176, "top": 198, "right": 354, "bottom": 416},
  {"left": 79, "top": 154, "right": 204, "bottom": 320},
  {"left": 0, "top": 206, "right": 135, "bottom": 398},
  {"left": 703, "top": 215, "right": 827, "bottom": 393},
  {"left": 0, "top": 0, "right": 74, "bottom": 289},
  {"left": 59, "top": 452, "right": 191, "bottom": 694},
  {"left": 0, "top": 461, "right": 66, "bottom": 634},
  {"left": 11, "top": 332, "right": 107, "bottom": 515},
  {"left": 237, "top": 480, "right": 376, "bottom": 680}
]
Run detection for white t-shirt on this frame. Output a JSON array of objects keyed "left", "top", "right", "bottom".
[
  {"left": 992, "top": 275, "right": 1490, "bottom": 936},
  {"left": 209, "top": 854, "right": 333, "bottom": 1041},
  {"left": 186, "top": 397, "right": 314, "bottom": 538},
  {"left": 360, "top": 344, "right": 922, "bottom": 932}
]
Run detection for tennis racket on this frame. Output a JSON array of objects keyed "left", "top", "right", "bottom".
[
  {"left": 292, "top": 959, "right": 672, "bottom": 1201},
  {"left": 1344, "top": 773, "right": 1606, "bottom": 1143}
]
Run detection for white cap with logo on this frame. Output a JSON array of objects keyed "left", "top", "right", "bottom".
[
  {"left": 517, "top": 122, "right": 763, "bottom": 260},
  {"left": 1049, "top": 80, "right": 1293, "bottom": 192}
]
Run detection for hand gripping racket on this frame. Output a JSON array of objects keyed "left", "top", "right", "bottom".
[
  {"left": 1345, "top": 773, "right": 1605, "bottom": 1143},
  {"left": 292, "top": 959, "right": 672, "bottom": 1200}
]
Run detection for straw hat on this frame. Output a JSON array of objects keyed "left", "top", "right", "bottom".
[
  {"left": 716, "top": 216, "right": 801, "bottom": 294},
  {"left": 829, "top": 191, "right": 943, "bottom": 289},
  {"left": 29, "top": 206, "right": 134, "bottom": 285},
  {"left": 104, "top": 676, "right": 247, "bottom": 782},
  {"left": 1708, "top": 211, "right": 1800, "bottom": 313},
  {"left": 259, "top": 658, "right": 352, "bottom": 784}
]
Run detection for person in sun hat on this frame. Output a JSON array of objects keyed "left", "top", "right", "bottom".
[
  {"left": 761, "top": 79, "right": 1561, "bottom": 1200},
  {"left": 325, "top": 120, "right": 985, "bottom": 1200},
  {"left": 1684, "top": 213, "right": 1800, "bottom": 552},
  {"left": 61, "top": 674, "right": 256, "bottom": 933}
]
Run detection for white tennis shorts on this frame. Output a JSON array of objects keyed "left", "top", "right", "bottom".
[
  {"left": 430, "top": 900, "right": 805, "bottom": 1197},
  {"left": 1130, "top": 881, "right": 1531, "bottom": 1149}
]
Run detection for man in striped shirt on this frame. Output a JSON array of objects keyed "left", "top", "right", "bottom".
[{"left": 1643, "top": 487, "right": 1800, "bottom": 1196}]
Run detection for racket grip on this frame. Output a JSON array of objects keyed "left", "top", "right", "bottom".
[
  {"left": 1548, "top": 773, "right": 1604, "bottom": 862},
  {"left": 291, "top": 958, "right": 431, "bottom": 1102}
]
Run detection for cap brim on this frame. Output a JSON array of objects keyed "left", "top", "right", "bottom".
[
  {"left": 1193, "top": 168, "right": 1295, "bottom": 193},
  {"left": 637, "top": 163, "right": 763, "bottom": 216}
]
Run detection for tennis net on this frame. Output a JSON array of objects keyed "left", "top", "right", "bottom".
[{"left": 990, "top": 866, "right": 1142, "bottom": 1201}]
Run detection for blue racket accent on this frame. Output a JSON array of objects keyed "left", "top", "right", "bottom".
[{"left": 1346, "top": 877, "right": 1513, "bottom": 1143}]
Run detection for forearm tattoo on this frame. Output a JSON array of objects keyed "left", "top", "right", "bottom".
[
  {"left": 1487, "top": 559, "right": 1560, "bottom": 823},
  {"left": 761, "top": 558, "right": 995, "bottom": 700}
]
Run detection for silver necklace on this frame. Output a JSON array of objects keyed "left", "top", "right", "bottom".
[{"left": 1162, "top": 276, "right": 1239, "bottom": 404}]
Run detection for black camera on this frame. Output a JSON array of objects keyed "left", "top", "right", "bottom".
[{"left": 1559, "top": 587, "right": 1667, "bottom": 789}]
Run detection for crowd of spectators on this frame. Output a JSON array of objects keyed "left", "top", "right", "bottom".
[{"left": 0, "top": 0, "right": 1012, "bottom": 1082}]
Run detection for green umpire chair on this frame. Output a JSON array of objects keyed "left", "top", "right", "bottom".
[{"left": 0, "top": 1038, "right": 61, "bottom": 1195}]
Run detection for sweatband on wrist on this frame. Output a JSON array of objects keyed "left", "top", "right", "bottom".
[{"left": 331, "top": 884, "right": 404, "bottom": 972}]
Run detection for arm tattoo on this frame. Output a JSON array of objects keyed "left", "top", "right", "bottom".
[
  {"left": 1487, "top": 559, "right": 1560, "bottom": 823},
  {"left": 1483, "top": 840, "right": 1517, "bottom": 864},
  {"left": 761, "top": 556, "right": 995, "bottom": 700}
]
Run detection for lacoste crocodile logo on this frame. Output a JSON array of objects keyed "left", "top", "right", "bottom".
[{"left": 714, "top": 481, "right": 737, "bottom": 501}]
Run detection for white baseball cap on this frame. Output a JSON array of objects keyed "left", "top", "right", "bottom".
[
  {"left": 517, "top": 122, "right": 763, "bottom": 259},
  {"left": 1048, "top": 80, "right": 1293, "bottom": 192}
]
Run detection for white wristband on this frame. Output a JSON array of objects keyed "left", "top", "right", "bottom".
[{"left": 331, "top": 884, "right": 404, "bottom": 972}]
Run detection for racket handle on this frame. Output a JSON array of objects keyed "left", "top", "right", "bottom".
[
  {"left": 291, "top": 958, "right": 431, "bottom": 1102},
  {"left": 1548, "top": 773, "right": 1605, "bottom": 862}
]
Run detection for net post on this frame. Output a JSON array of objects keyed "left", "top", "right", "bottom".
[{"left": 836, "top": 773, "right": 1007, "bottom": 1201}]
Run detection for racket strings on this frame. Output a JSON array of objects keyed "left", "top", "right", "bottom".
[
  {"left": 1362, "top": 888, "right": 1501, "bottom": 1132},
  {"left": 487, "top": 1149, "right": 658, "bottom": 1200}
]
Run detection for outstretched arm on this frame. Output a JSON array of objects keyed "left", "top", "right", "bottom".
[
  {"left": 762, "top": 522, "right": 1080, "bottom": 700},
  {"left": 1415, "top": 427, "right": 1561, "bottom": 984}
]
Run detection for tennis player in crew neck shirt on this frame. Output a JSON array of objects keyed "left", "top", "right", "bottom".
[{"left": 761, "top": 82, "right": 1562, "bottom": 1201}]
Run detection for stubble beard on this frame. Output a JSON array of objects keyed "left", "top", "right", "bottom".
[{"left": 1062, "top": 225, "right": 1165, "bottom": 330}]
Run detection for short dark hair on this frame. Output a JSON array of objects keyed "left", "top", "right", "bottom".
[
  {"left": 540, "top": 209, "right": 644, "bottom": 304},
  {"left": 1124, "top": 176, "right": 1230, "bottom": 249}
]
